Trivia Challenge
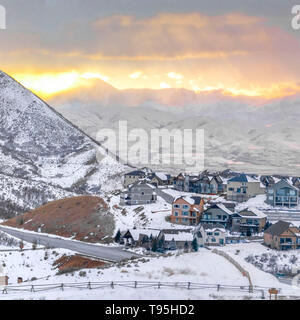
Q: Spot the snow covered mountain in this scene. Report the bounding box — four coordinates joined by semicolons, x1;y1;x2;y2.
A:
50;79;300;176
0;71;125;217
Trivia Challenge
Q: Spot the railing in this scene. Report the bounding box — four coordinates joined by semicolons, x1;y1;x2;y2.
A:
0;280;277;297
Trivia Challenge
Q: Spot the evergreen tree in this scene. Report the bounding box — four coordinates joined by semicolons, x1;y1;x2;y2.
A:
151;237;158;252
192;238;198;252
184;240;189;252
158;237;165;251
114;229;121;243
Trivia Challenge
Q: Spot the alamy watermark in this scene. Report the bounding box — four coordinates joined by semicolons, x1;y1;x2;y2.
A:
292;5;300;30
95;121;204;172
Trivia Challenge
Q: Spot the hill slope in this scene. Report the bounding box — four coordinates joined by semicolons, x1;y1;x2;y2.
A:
0;71;125;216
2;196;115;243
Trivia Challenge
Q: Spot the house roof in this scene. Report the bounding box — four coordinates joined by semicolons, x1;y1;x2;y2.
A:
173;196;202;205
237;207;267;219
164;232;194;242
270;179;299;191
228;173;259;183
264;220;291;236
125;170;146;176
126;229;160;240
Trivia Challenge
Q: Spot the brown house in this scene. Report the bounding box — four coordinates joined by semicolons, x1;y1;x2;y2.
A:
264;220;300;250
170;196;205;226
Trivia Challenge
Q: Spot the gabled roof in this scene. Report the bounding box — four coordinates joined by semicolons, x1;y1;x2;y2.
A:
264;220;291;236
205;203;234;215
173;196;202;205
228;173;258;183
125;170;146;176
237;207;267;219
270;179;299;191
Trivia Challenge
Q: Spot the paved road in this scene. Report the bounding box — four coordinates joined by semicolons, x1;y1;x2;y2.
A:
155;188;174;204
0;226;140;263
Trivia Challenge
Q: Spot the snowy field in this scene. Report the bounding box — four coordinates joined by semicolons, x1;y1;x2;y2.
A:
0;241;299;300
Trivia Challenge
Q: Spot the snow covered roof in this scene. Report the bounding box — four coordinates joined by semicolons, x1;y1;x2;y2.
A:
173;196;202;205
127;229;160;240
164;232;194;242
228;173;259;183
216;203;234;215
155;172;168;181
238;207;267;219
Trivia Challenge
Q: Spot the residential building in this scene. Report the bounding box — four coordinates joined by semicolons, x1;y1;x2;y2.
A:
157;229;193;250
264;220;300;250
201;203;235;228
123;170;147;187
120;182;157;205
194;224;226;247
266;179;299;208
231;207;267;234
121;229;160;247
147;172;172;187
171;196;205;225
227;173;265;202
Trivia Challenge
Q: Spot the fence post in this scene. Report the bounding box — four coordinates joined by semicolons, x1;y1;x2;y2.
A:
134;281;137;288
61;283;64;291
158;282;161;289
217;284;220;291
31;285;34;292
111;281;114;289
187;282;190;290
261;290;265;300
87;282;91;289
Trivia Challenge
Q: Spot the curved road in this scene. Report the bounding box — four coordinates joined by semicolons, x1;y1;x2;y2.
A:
0;226;140;263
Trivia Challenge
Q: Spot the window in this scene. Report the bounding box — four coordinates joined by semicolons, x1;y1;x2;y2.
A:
229;187;234;191
268;189;274;194
174;212;179;216
290;190;296;196
237;188;241;193
174;204;180;208
268;196;273;200
217;215;222;220
214;232;220;236
211;238;216;242
207;232;213;236
182;211;189;216
182;204;189;209
183;218;188;222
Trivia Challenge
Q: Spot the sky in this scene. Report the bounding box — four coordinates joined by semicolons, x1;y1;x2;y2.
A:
1;0;300;99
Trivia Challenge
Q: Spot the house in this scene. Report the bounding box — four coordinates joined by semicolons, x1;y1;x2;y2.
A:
265;179;299;208
231;207;267;235
120;182;157;205
121;229;160;247
227;173;265;202
173;173;185;191
264;220;300;250
171;196;205;225
201;203;235;228
157;229;193;250
123;170;147;187
194;224;226;247
148;172;171;187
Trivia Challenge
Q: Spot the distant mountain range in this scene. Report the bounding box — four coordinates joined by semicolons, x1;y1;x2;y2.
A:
0;71;125;217
49;78;300;176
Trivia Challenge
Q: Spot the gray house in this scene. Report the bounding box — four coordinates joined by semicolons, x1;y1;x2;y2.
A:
227;173;265;202
201;203;235;228
266;179;299;208
120;181;157;206
123;170;147;187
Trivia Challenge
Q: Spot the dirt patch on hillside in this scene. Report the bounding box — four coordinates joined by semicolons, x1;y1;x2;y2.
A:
2;196;115;243
53;254;107;273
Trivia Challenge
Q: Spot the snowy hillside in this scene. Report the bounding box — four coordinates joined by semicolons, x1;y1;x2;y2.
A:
0;71;125;216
